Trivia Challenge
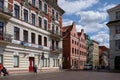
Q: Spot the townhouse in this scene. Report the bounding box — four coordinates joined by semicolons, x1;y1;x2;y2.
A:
62;22;87;69
0;0;64;73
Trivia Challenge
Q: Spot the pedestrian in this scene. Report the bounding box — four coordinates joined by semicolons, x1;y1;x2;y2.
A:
1;66;9;76
34;65;38;73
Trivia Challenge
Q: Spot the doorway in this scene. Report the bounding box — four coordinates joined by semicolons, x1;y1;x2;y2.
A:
29;57;35;72
115;56;120;70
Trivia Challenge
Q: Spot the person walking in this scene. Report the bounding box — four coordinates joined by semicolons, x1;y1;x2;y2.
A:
34;65;38;74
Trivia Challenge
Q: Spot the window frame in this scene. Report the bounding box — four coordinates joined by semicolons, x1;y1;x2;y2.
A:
0;55;3;64
23;30;28;42
14;27;20;40
31;13;35;25
14;4;20;18
31;32;35;44
44;3;47;13
115;25;120;34
0;0;4;9
116;11;120;20
39;17;42;28
32;0;35;6
14;55;19;67
24;9;28;22
38;35;42;45
39;0;42;10
44;19;47;30
44;37;47;46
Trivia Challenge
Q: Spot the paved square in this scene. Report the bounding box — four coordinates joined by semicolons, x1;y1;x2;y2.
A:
0;70;120;80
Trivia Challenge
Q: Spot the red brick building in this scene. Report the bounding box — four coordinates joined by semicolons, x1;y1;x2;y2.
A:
62;22;87;69
99;46;110;69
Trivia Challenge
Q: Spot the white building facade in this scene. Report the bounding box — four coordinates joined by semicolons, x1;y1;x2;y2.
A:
0;0;64;73
107;4;120;70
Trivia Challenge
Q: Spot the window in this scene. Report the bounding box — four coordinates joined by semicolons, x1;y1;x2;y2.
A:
44;3;47;13
72;48;74;53
53;59;55;67
41;58;50;67
44;58;47;67
53;59;59;67
14;27;20;40
0;0;4;9
52;9;55;16
0;22;4;37
14;4;20;18
48;58;50;67
39;0;42;10
56;12;58;20
52;24;54;33
24;9;28;22
44;37;47;46
23;30;28;42
32;0;35;6
41;59;44;67
72;40;74;44
116;26;120;34
44;19;47;30
116;11;120;20
39;17;42;28
31;33;35;44
115;40;120;50
56;26;58;34
38;35;42;45
0;55;3;64
14;56;19;67
31;13;35;25
56;41;59;48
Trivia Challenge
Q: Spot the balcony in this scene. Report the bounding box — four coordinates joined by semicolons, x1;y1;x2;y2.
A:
50;46;62;54
12;40;51;51
0;6;12;20
0;34;12;45
49;30;62;40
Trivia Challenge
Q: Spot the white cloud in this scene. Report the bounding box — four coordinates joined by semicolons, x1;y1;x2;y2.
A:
59;1;113;48
77;11;107;25
99;4;116;12
62;19;73;27
91;31;109;48
58;0;99;14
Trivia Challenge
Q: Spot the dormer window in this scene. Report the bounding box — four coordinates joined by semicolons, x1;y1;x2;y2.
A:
116;11;120;20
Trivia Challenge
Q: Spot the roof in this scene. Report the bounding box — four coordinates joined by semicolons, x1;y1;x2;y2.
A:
106;20;120;27
62;24;73;32
99;46;109;50
107;4;120;12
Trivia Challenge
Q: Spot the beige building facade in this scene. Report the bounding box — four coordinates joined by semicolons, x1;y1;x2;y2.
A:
107;4;120;70
0;0;64;73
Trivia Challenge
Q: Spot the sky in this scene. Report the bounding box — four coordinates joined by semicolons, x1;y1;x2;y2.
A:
58;0;120;48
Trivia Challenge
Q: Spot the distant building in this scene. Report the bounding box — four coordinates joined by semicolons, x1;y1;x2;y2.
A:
107;4;120;70
89;40;99;69
0;0;64;73
99;46;110;69
86;35;92;64
62;22;87;69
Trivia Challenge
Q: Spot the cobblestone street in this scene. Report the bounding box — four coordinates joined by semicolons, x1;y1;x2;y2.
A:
0;70;120;80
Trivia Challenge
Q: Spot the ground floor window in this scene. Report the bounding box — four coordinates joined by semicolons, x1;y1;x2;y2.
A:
14;56;19;67
0;55;3;64
41;58;50;67
53;59;59;67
